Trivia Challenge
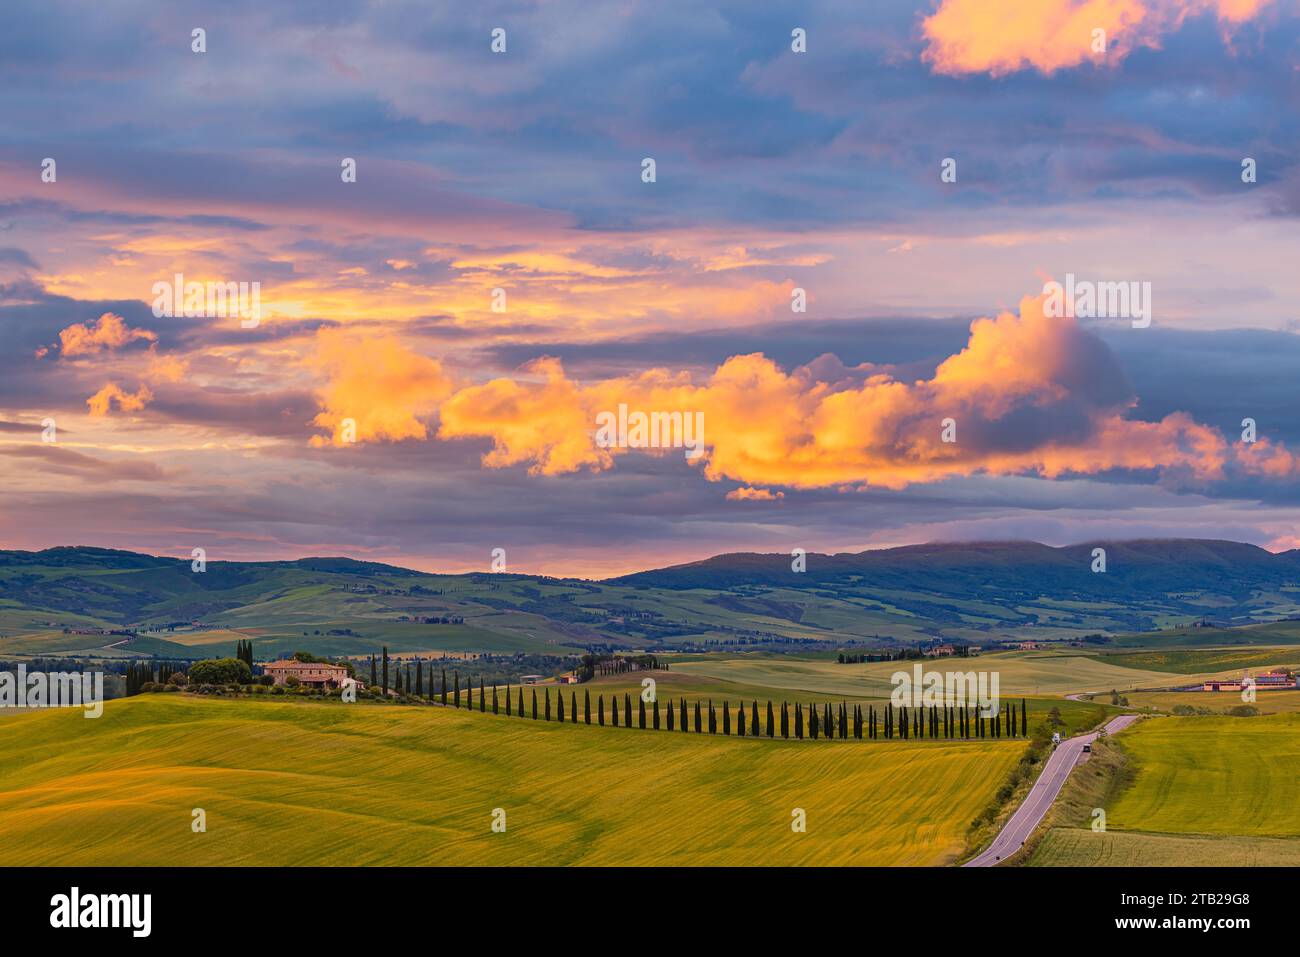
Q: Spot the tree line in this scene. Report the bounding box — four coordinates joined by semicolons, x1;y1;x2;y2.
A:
432;676;1030;742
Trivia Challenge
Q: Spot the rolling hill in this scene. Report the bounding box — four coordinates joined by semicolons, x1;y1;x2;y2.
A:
2;539;1299;658
0;694;1023;866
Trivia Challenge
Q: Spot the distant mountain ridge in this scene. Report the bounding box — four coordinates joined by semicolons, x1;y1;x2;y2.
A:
611;539;1300;599
2;539;1299;657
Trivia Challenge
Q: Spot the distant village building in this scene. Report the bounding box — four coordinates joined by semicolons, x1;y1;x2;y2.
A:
520;675;544;684
1256;671;1294;687
262;659;351;689
556;674;579;684
1203;670;1295;692
1016;641;1043;651
926;643;957;657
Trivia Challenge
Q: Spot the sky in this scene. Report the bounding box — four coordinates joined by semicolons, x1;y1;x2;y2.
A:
2;0;1300;577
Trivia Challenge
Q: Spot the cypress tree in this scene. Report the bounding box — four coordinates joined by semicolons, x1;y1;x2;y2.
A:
653;698;660;730
707;700;716;734
370;655;377;688
795;702;804;739
638;695;645;729
441;668;447;705
598;694;605;725
766;701;775;738
680;697;688;732
584;689;591;724
453;670;460;708
751;700;760;736
479;678;485;712
531;688;538;719
492;684;499;714
737;702;746;736
780;702;789;739
722;700;730;735
557;691;565;722
381;647;389;695
518;685;524;717
415;660;424;697
825;702;834;740
624;693;632;727
545;688;552;721
612;695;619;726
1021;698;1027;737
694;700;702;733
506;684;512;716
667;699;675;731
571;691;578;723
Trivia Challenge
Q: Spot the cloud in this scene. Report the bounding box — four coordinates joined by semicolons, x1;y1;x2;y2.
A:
307;327;455;446
921;0;1273;77
422;291;1299;491
57;311;156;357
726;486;785;501
85;381;153;416
0;444;165;482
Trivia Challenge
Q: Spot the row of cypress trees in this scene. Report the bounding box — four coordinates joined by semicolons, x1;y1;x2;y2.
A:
433;676;1029;741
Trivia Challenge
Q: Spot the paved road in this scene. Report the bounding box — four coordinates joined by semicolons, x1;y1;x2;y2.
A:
964;713;1141;867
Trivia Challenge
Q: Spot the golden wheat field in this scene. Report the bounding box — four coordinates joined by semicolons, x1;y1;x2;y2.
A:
0;693;1024;866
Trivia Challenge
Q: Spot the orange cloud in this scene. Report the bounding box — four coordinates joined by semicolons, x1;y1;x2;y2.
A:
85;382;154;416
420;291;1296;491
308;328;455;446
145;348;189;384
726;486;785;501
57;312;157;357
921;0;1272;77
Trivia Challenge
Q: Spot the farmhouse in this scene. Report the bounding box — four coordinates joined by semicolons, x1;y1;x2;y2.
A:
1202;671;1296;692
1256;671;1294;687
557;674;579;684
262;659;351;689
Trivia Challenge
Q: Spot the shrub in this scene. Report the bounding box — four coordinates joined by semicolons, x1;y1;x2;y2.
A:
1226;704;1259;717
168;672;189;687
285;675;301;688
271;685;285;695
189;658;252;685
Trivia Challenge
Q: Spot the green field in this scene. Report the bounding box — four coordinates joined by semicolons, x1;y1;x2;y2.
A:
1027;713;1300;865
0;694;1024;866
670;650;1186;698
1109;620;1300;649
1106;715;1300;836
1123;690;1300;715
1029;829;1300;866
1096;646;1300;674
